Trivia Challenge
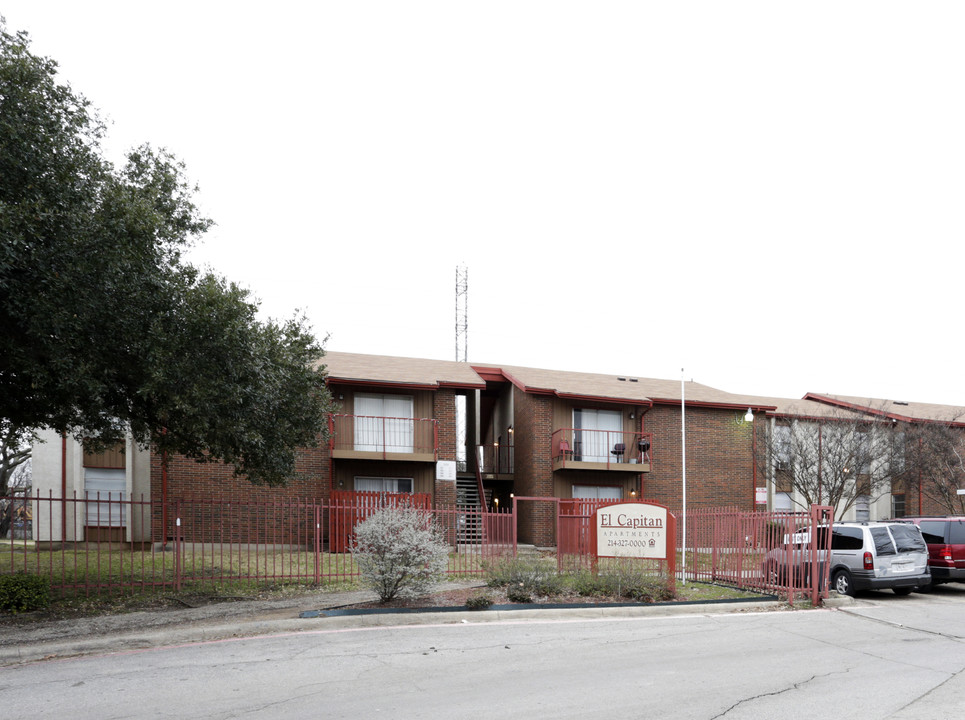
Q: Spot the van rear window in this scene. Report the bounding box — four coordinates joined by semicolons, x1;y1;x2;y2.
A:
918;521;946;545
870;527;896;556
889;524;926;552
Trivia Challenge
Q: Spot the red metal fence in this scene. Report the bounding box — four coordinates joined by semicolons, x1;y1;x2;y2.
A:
1;493;516;597
2;492;830;604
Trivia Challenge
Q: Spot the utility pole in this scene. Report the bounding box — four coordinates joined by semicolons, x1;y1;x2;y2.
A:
455;264;468;362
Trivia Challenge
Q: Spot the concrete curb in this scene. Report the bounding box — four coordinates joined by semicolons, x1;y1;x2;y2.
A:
1;598;794;666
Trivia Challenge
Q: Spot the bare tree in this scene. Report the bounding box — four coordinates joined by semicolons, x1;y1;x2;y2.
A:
899;420;965;515
756;406;904;520
0;419;33;497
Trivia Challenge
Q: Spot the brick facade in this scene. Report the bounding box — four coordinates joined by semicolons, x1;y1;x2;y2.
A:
641;404;756;515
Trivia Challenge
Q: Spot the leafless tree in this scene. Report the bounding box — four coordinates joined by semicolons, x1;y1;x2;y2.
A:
898;419;965;515
756;405;904;520
0;419;33;497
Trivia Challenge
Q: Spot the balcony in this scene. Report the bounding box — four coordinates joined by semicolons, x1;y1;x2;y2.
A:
328;414;438;462
475;444;515;478
551;428;652;472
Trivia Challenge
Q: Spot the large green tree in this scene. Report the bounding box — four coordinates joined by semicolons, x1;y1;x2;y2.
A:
0;21;332;485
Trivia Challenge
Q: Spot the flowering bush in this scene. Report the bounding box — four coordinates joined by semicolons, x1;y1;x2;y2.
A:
351;505;450;602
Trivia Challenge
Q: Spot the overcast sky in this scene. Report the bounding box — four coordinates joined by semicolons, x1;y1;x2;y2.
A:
5;2;965;405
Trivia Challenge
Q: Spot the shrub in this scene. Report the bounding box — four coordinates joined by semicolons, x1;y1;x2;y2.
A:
483;556;563;596
0;572;51;614
351;505;450;602
571;568;610;597
465;592;494;610
506;584;533;603
597;561;675;602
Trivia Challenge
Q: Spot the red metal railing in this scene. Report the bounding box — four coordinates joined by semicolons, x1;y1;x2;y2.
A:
681;506;833;606
3;492;830;605
1;492;515;597
551;428;652;468
328;414;438;457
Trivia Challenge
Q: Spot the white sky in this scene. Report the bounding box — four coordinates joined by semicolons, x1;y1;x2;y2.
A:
5;2;965;405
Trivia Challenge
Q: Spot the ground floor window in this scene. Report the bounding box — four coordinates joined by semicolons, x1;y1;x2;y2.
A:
773;491;793;512
84;467;126;526
572;484;622;500
354;477;413;493
891;493;906;518
855;495;870;522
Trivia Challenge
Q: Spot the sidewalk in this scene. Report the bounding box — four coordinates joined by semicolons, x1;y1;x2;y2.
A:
0;582;813;667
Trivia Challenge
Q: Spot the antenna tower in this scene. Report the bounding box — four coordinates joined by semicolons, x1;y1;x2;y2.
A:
455;264;468;362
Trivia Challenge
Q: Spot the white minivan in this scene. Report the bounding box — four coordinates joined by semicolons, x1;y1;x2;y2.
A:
828;522;930;596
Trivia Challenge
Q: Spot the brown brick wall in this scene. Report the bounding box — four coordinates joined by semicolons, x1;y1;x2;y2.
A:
150;443;329;542
513;387;557;546
642;404;756;515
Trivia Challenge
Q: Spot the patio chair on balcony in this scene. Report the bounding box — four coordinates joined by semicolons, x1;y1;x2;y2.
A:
611;443;626;461
559;439;573;461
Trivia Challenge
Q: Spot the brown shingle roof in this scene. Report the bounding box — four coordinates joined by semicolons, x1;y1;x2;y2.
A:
472;362;774;409
806;393;965;424
321;352;485;389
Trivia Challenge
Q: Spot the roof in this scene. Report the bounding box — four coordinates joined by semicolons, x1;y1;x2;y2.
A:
804;393;965;425
317;352;965;422
320;352;486;390
472;362;774;410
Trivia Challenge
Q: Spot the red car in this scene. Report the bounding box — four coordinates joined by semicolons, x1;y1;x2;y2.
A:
892;517;965;589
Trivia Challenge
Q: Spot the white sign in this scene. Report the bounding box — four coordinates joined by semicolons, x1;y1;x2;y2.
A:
436;460;457;481
755;487;767;504
595;503;668;559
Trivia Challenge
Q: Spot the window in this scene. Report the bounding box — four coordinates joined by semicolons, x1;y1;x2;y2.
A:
354;394;414;452
891;493;906;518
855;495;870;522
918;521;946;545
890;524;926;552
774;424;791;471
84;467;126;527
573;408;622;462
572;485;622;500
831;527;864;550
870;527;896;556
773;492;793;512
354;477;413;493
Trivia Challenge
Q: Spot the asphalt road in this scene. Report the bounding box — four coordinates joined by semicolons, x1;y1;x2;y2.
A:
1;585;963;719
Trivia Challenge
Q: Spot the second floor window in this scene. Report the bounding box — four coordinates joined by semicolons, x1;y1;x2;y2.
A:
354;394;414;452
574;408;622;462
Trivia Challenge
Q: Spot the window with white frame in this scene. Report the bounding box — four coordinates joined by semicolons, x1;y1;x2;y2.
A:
354;394;414;452
572;485;622;500
84;467;126;527
354;477;413;493
573;408;622;462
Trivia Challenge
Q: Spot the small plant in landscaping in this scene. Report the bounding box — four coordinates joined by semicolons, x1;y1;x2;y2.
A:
351;505;449;602
506;584;533;603
483;556;564;597
0;572;51;614
465;592;494;610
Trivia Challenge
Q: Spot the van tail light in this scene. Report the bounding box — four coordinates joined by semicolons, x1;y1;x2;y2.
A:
940;545;953;562
863;551;874;570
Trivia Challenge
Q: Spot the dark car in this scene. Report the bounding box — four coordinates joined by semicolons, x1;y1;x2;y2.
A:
892;516;965;589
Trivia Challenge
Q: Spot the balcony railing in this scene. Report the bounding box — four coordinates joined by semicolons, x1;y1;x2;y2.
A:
328;414;438;459
551;428;652;470
475;444;515;476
